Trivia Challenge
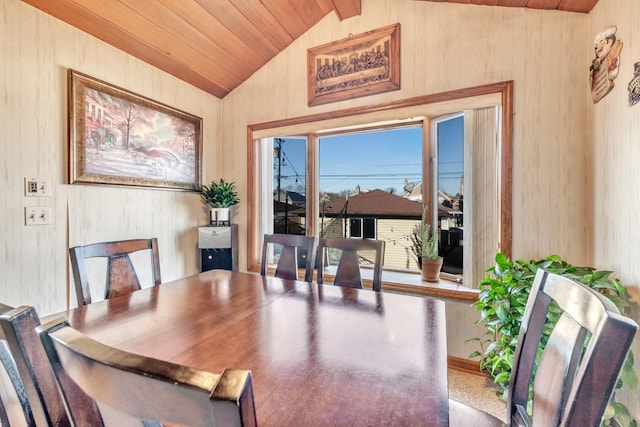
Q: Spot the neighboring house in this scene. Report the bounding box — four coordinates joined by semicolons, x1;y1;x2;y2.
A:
272;182;464;271
274;190;305;206
321;188;423;269
402;179;422;202
320;185;464;272
273;196;305;235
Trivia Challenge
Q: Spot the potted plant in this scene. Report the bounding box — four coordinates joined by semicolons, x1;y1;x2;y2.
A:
410;220;443;282
420;223;442;282
470;252;637;427
200;178;239;225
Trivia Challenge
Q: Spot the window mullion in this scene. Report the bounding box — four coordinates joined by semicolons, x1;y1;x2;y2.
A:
308;134;319;238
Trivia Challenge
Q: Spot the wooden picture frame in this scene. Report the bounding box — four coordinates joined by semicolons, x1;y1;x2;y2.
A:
307;23;400;106
68;69;202;191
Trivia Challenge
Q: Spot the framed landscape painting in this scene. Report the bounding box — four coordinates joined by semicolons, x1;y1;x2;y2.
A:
307;23;400;106
68;70;202;191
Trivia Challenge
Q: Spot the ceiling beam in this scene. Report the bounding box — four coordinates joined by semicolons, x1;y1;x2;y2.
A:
330;0;362;21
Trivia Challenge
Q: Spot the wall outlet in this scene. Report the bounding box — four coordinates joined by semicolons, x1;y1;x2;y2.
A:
25;207;52;225
24;177;52;197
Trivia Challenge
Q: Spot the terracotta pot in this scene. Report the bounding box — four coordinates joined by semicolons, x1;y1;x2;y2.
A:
421;257;443;282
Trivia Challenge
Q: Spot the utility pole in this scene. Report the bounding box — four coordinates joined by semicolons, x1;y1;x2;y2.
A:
343;195;349;238
275;138;283;203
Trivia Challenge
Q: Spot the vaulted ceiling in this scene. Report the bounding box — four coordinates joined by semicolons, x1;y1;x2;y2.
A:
21;0;599;99
415;0;599;14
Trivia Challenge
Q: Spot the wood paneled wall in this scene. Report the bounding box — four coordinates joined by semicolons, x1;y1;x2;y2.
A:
590;0;640;416
1;0;221;315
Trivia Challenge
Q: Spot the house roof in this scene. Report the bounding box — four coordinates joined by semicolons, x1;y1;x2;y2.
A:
287;191;306;204
273;200;304;215
322;189;423;218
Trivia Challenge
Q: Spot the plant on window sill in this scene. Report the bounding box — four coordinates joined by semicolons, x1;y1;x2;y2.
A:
410;215;443;282
469;252;638;427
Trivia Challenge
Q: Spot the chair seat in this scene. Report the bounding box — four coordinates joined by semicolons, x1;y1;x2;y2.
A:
448;399;506;427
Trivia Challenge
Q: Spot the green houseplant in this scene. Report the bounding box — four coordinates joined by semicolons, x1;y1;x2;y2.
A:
470;252;637;427
200;178;239;224
410;220;442;282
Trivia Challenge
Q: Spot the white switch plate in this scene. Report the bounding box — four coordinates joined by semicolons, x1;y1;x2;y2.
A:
24;207;52;225
24;177;52;197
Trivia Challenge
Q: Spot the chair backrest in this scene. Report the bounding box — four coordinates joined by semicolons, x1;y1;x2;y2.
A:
317;238;385;292
0;305;35;427
0;304;101;427
69;238;161;306
38;318;257;427
261;234;317;282
507;269;638;427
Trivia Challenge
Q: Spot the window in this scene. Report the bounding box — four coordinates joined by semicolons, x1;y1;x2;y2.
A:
272;137;307;235
248;82;513;294
432;115;464;276
273;126;423;272
349;218;377;239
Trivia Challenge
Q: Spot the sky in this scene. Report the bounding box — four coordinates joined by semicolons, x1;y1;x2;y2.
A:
274;116;463;197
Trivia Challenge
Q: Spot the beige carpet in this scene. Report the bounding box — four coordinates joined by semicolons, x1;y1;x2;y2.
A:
448;369;507;422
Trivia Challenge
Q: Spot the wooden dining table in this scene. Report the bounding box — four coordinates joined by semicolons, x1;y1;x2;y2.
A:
64;269;449;426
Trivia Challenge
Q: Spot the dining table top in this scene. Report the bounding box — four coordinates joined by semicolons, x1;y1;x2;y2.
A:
64;269;449;426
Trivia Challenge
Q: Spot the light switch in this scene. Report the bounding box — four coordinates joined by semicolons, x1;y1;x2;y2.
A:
24;207;52;225
24;177;52;197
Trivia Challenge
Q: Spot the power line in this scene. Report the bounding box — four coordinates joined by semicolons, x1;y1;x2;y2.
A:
280;146;302;182
320;173;422;178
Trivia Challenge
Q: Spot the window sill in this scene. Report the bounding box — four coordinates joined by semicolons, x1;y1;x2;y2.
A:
332;266;480;302
379;271;479;302
253;264;479;302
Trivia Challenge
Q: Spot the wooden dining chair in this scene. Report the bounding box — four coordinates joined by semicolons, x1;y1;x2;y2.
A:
449;269;638;427
317;237;385;292
69;238;161;306
261;234;317;282
38;318;257;426
0;304;100;427
0;319;35;426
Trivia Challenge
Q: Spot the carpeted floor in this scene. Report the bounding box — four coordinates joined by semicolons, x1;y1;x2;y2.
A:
448;369;507;422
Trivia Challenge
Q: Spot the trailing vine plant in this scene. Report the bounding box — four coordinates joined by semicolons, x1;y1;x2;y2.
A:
469;252;638;427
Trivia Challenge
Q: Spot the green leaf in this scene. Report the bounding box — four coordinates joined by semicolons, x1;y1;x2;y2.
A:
495;301;511;322
620;353;638;391
495;252;508;264
603;402;616;424
609;401;633;427
494;371;510;384
591;280;618;291
591;270;613;281
614;281;627;297
546;254;563;263
485;341;499;354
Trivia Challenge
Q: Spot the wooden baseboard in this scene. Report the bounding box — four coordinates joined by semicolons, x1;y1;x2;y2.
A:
448;356;482;375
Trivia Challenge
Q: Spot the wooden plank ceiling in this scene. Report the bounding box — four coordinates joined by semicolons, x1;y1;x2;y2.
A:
21;0;598;99
415;0;599;14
